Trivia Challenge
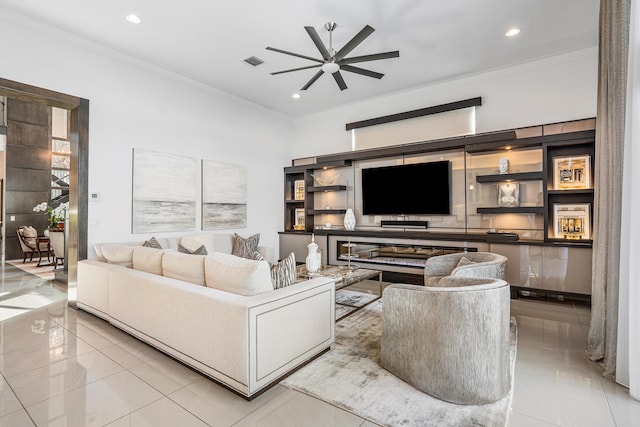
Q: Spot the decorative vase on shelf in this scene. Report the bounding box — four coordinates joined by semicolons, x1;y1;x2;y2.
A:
305;234;321;273
344;208;356;231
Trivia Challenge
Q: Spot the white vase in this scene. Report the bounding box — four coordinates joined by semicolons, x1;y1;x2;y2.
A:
344;208;356;231
305;234;321;273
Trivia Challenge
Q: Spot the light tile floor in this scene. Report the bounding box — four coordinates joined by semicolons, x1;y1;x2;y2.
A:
1;266;639;426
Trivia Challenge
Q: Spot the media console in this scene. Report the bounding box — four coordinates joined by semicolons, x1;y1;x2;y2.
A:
279;229;592;299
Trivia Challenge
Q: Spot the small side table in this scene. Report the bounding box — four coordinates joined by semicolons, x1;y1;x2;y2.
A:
36;236;51;267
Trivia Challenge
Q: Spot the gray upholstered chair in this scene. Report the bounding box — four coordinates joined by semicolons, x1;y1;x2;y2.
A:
423;251;507;286
381;276;511;404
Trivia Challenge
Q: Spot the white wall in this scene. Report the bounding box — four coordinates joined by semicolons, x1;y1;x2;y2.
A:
0;9;293;254
291;47;598;159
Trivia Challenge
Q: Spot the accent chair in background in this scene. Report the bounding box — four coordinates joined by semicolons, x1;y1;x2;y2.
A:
16;226;49;263
423;251;507;286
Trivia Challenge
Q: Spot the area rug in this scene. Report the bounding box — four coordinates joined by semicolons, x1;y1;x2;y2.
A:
6;260;56;281
335;289;379;321
282;300;517;427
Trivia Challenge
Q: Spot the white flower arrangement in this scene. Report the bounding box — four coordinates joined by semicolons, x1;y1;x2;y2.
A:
33;201;69;229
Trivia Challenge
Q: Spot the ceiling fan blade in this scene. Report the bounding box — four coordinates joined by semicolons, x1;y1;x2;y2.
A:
334;25;375;61
304;26;332;61
271;64;322;75
301;70;325;90
332;71;348;91
266;46;324;64
340;65;384;79
340;51;400;65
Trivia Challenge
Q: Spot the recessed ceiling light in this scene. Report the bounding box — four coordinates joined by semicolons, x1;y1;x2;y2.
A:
126;14;142;24
292;93;301;99
505;27;520;37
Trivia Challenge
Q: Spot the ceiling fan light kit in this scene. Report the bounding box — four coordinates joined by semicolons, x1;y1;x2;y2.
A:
267;22;399;91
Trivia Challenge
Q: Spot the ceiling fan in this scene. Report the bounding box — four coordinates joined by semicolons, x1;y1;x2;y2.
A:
266;22;400;91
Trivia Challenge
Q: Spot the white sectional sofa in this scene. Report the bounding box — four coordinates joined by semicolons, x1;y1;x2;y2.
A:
77;233;335;398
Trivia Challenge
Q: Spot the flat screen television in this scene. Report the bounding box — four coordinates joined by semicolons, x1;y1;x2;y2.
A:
361;161;451;215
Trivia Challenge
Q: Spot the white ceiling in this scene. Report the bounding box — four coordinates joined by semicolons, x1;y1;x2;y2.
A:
0;0;599;118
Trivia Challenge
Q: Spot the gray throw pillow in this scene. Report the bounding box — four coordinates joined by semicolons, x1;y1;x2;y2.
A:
232;233;260;259
178;244;208;255
455;256;476;269
270;252;296;289
143;236;163;249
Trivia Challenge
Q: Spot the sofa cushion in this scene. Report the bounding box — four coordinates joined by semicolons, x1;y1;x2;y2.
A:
143;236;163;249
232;233;260;259
204;252;273;296
180;233;217;253
178;244;208;255
101;244;136;268
132;246;165;275
162;251;206;285
270;252;297;290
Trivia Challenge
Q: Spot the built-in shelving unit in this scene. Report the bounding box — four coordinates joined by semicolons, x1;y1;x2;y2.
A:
282;118;596;300
283;161;352;232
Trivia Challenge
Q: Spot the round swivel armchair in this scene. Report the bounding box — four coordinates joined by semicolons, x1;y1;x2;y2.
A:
381;276;511;404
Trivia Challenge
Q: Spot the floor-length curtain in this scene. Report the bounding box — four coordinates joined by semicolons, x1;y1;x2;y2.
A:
586;0;630;379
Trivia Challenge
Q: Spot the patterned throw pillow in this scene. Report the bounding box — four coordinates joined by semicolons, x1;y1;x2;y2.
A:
143;236;163;249
270;252;296;290
22;226;38;245
178;244;208;255
232;233;260;259
251;251;266;262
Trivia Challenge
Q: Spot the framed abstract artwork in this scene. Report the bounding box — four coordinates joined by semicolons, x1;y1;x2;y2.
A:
132;149;197;233
202;160;247;230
